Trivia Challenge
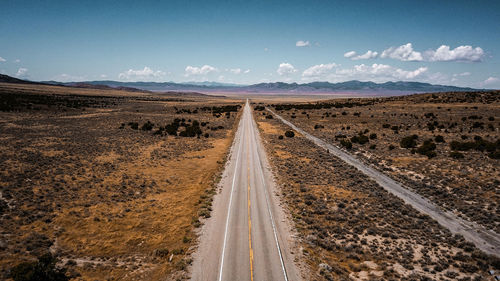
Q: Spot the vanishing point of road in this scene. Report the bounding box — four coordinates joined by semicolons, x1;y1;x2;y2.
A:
191;100;301;281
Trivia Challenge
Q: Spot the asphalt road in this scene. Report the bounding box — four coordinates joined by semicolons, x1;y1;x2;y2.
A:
191;101;300;281
268;107;500;258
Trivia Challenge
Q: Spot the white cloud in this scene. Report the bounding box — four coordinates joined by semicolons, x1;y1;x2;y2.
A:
344;51;357;58
348;64;427;80
218;75;225;81
345;44;485;63
227;68;249;74
480;77;499;87
426;45;484;62
305;63;428;83
15;59;20;63
264;48;269;52
381;43;423;61
453;72;471;77
0;57;6;62
100;74;108;79
302;63;337;78
53;73;87;82
277;63;297;76
348;50;378;60
229;68;241;74
296;40;310;47
15;68;28;78
184;65;217;77
450;72;469;83
425;72;450;85
118;66;166;81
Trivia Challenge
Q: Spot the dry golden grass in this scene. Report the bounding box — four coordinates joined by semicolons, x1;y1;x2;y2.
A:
257;120;280;135
0;83;242;280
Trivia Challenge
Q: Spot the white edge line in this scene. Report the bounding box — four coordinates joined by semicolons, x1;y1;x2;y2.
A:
248;103;289;281
217;103;245;281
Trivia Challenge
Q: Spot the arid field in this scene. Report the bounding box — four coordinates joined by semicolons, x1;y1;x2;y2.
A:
253;91;500;280
0;83;242;280
1;83;499;281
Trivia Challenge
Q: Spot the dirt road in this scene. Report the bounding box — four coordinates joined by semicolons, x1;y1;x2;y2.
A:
191;101;301;281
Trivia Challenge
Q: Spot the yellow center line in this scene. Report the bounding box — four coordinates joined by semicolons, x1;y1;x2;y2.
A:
247;139;254;281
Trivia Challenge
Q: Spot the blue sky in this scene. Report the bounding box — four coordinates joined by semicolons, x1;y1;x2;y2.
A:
1;0;499;88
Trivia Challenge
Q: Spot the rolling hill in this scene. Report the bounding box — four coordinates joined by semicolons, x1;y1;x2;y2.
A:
1;73;482;95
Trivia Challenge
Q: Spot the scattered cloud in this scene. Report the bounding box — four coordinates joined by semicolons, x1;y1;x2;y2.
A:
302;63;337;78
15;68;28;78
229;68;241;74
100;74;108;79
184;65;217;77
227;68;250;74
53;73;87;82
15;59;20;63
355;50;378;60
374;43;485;62
0;57;6;62
344;51;357;58
345;50;378;60
118;66;166;81
264;48;269;52
480;77;499;87
424;72;450;85
338;63;427;80
218;75;225;81
296;40;310;47
451;72;470;83
277;63;297;76
302;62;428;82
381;43;423;61
426;45;484;62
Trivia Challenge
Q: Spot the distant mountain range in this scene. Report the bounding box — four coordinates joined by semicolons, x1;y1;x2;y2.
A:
41;80;247;92
1;73;482;95
46;80;478;95
0;74;43;85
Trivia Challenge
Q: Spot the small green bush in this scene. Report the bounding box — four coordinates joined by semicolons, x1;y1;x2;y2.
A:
449;151;464;159
450;139;499;152
400;135;418;148
489;150;500;159
472;122;484;129
128;122;139;130
10;253;68;281
340;140;352;149
179;121;203;137
434;135;445;143
285;131;295;138
141;121;154;131
351;134;369;145
417;139;437;158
